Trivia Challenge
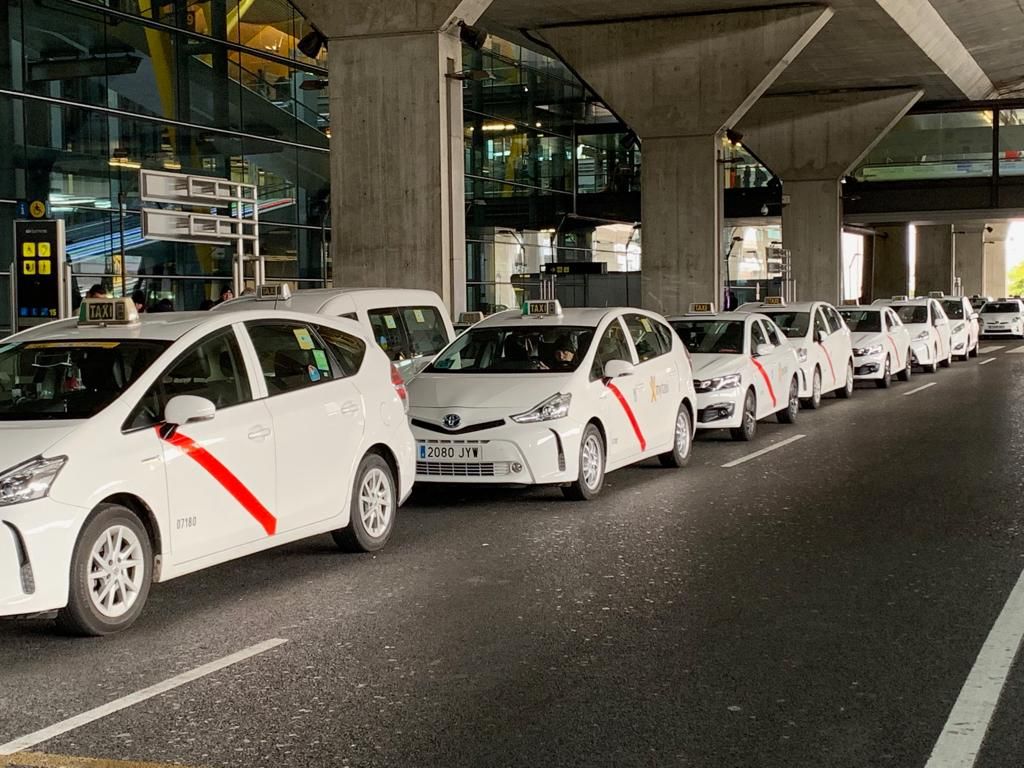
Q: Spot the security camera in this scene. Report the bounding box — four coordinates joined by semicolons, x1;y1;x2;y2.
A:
986;226;994;233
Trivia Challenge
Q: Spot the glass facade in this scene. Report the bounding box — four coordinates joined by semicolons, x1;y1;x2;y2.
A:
0;0;329;311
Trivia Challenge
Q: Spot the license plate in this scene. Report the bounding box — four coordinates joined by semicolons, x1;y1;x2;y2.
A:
418;443;480;460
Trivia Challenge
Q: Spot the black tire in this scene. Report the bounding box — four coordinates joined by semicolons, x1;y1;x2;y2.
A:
333;453;397;553
897;350;913;382
563;423;605;501
777;377;800;424
835;360;855;399
730;389;757;442
801;367;823;410
659;403;693;468
940;349;952;368
926;346;939;374
876;355;892;389
56;504;153;636
969;343;979;359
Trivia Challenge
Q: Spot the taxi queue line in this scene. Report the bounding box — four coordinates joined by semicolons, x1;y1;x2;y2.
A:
0;289;997;636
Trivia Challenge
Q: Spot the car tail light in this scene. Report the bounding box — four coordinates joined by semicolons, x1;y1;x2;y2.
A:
390;364;409;412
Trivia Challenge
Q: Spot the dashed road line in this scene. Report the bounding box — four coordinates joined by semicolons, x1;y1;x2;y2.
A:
979;358;997;366
903;382;937;397
2;752;208;768
0;639;288;756
979;346;1005;354
924;565;1024;768
721;434;806;469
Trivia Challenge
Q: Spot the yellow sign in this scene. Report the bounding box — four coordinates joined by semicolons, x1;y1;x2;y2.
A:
22;242;36;258
764;296;785;306
38;242;51;258
38;260;51;275
28;200;46;219
23;260;36;275
690;303;714;313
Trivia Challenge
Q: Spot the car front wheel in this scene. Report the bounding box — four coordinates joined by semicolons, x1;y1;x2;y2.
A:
835;360;854;398
659;404;693;468
898;351;913;382
730;389;758;442
876;356;892;389
802;367;822;410
777;377;800;423
564;423;606;501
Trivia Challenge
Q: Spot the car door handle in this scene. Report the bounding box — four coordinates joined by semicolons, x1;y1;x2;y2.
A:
339;402;360;415
248;426;272;441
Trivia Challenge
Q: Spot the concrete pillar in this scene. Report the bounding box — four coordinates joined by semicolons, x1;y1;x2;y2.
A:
915;224;954;296
953;224;986;296
538;7;833;315
984;223;1010;298
740;90;922;302
872;225;910;299
290;0;493;314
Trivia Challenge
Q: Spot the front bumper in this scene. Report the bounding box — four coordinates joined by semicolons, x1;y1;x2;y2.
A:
411;419;584;485
981;325;1021;336
796;361;814;398
910;339;935;366
853;353;885;380
1;497;90;617
695;388;743;430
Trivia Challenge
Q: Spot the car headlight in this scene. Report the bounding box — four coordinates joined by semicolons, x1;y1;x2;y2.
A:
0;456;67;506
914;331;930;341
952;323;965;334
853;344;883;357
511;393;572;424
694;373;742;393
796;348;808;363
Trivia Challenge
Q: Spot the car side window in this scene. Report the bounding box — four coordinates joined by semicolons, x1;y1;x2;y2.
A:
624;314;669;362
825;307;844;332
590;319;633;380
125;328;251;431
655;321;676;353
814;309;829;337
751;321;768;349
400;306;450;357
368;308;411;362
246;322;336;395
764;321;784;347
887;310;902;328
313;324;367;377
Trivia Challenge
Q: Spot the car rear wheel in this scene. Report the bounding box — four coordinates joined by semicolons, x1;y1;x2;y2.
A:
898;350;913;382
333;454;396;553
940;349;952;368
926;346;939;374
564;423;605;501
659;404;693;468
802;367;822;410
57;504;153;636
876;356;892;389
730;389;757;442
835;360;854;398
777;377;800;424
969;343;979;359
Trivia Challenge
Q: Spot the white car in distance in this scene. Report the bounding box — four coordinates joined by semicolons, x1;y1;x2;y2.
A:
838;305;913;387
408;301;698;500
891;298;952;372
937;295;980;360
979;298;1024;339
0;298;415;635
669;305;801;441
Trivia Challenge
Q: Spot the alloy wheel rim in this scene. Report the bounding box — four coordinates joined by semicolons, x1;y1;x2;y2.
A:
847;363;854;391
359;468;393;538
745;393;756;433
87;525;144;619
581;434;602;490
789;381;799;414
675;411;690;458
813;371;821;400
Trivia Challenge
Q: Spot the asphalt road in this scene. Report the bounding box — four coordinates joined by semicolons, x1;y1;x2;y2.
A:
3;341;1024;768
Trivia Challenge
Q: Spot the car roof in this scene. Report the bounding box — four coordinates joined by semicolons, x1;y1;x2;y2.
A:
475;307;618;328
739;301;820;312
667;311;760;323
219;287;444;314
891;299;931;306
839;305;883;312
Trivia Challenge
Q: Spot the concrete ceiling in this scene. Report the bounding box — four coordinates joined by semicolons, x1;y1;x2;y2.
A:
481;0;1017;103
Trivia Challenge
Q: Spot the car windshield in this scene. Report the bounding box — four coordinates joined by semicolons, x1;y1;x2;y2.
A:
982;302;1021;314
839;310;881;332
428;326;595;373
671;320;745;354
0;340;169;421
941;301;966;319
896;305;929;324
759;311;809;339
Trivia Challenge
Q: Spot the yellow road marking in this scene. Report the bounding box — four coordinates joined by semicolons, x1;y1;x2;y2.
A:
2;752;207;768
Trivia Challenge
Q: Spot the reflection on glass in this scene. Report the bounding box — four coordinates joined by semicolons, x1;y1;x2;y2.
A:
999;109;1024;177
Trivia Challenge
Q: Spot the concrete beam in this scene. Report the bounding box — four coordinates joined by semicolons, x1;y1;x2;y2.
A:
915;223;954;295
537;6;834;138
875;0;995;100
291;0;489;37
872;225;910;299
740;89;923;182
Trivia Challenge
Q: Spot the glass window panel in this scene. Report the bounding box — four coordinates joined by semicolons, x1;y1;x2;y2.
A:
999;109;1024;177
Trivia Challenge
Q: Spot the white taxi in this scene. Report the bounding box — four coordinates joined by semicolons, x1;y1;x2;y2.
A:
0;298;414;635
737;299;854;409
891;297;952;372
669;305;801;441
837;305;913;387
937;295;980;360
407;301;697;501
979;298;1024;339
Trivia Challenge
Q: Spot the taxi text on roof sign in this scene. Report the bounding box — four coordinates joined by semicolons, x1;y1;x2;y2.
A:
892;295;909;301
78;297;140;326
764;296;785;306
256;284;291;301
688;302;715;314
523;299;562;317
928;291;945;298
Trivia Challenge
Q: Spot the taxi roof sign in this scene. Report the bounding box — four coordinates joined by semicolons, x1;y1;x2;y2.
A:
763;296;785;306
928;291;945;298
457;311;485;324
523;299;562;317
891;295;909;301
688;302;716;314
256;284;291;301
841;299;860;306
78;298;139;327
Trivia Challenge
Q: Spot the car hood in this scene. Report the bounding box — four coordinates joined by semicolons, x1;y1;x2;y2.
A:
691;354;745;380
409;373;573;412
850;331;884;348
0;422;80;472
902;323;930;336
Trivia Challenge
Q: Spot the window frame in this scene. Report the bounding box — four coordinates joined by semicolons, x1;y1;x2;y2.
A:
623;313;670;363
589;316;637;381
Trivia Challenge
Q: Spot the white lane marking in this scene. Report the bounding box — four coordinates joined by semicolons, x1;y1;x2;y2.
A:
924;567;1024;768
979;346;1004;354
903;382;937;397
0;638;288;755
721;434;806;469
979;358;997;366
1005;346;1024;354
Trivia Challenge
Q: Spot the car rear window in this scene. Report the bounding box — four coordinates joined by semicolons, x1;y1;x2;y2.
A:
982;302;1021;313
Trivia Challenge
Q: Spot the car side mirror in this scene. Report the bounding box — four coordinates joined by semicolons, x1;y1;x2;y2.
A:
816;329;828;343
603;360;636;379
165;395;217;428
754;343;774;358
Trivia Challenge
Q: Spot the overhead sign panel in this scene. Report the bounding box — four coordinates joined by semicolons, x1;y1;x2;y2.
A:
140;169;256;207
